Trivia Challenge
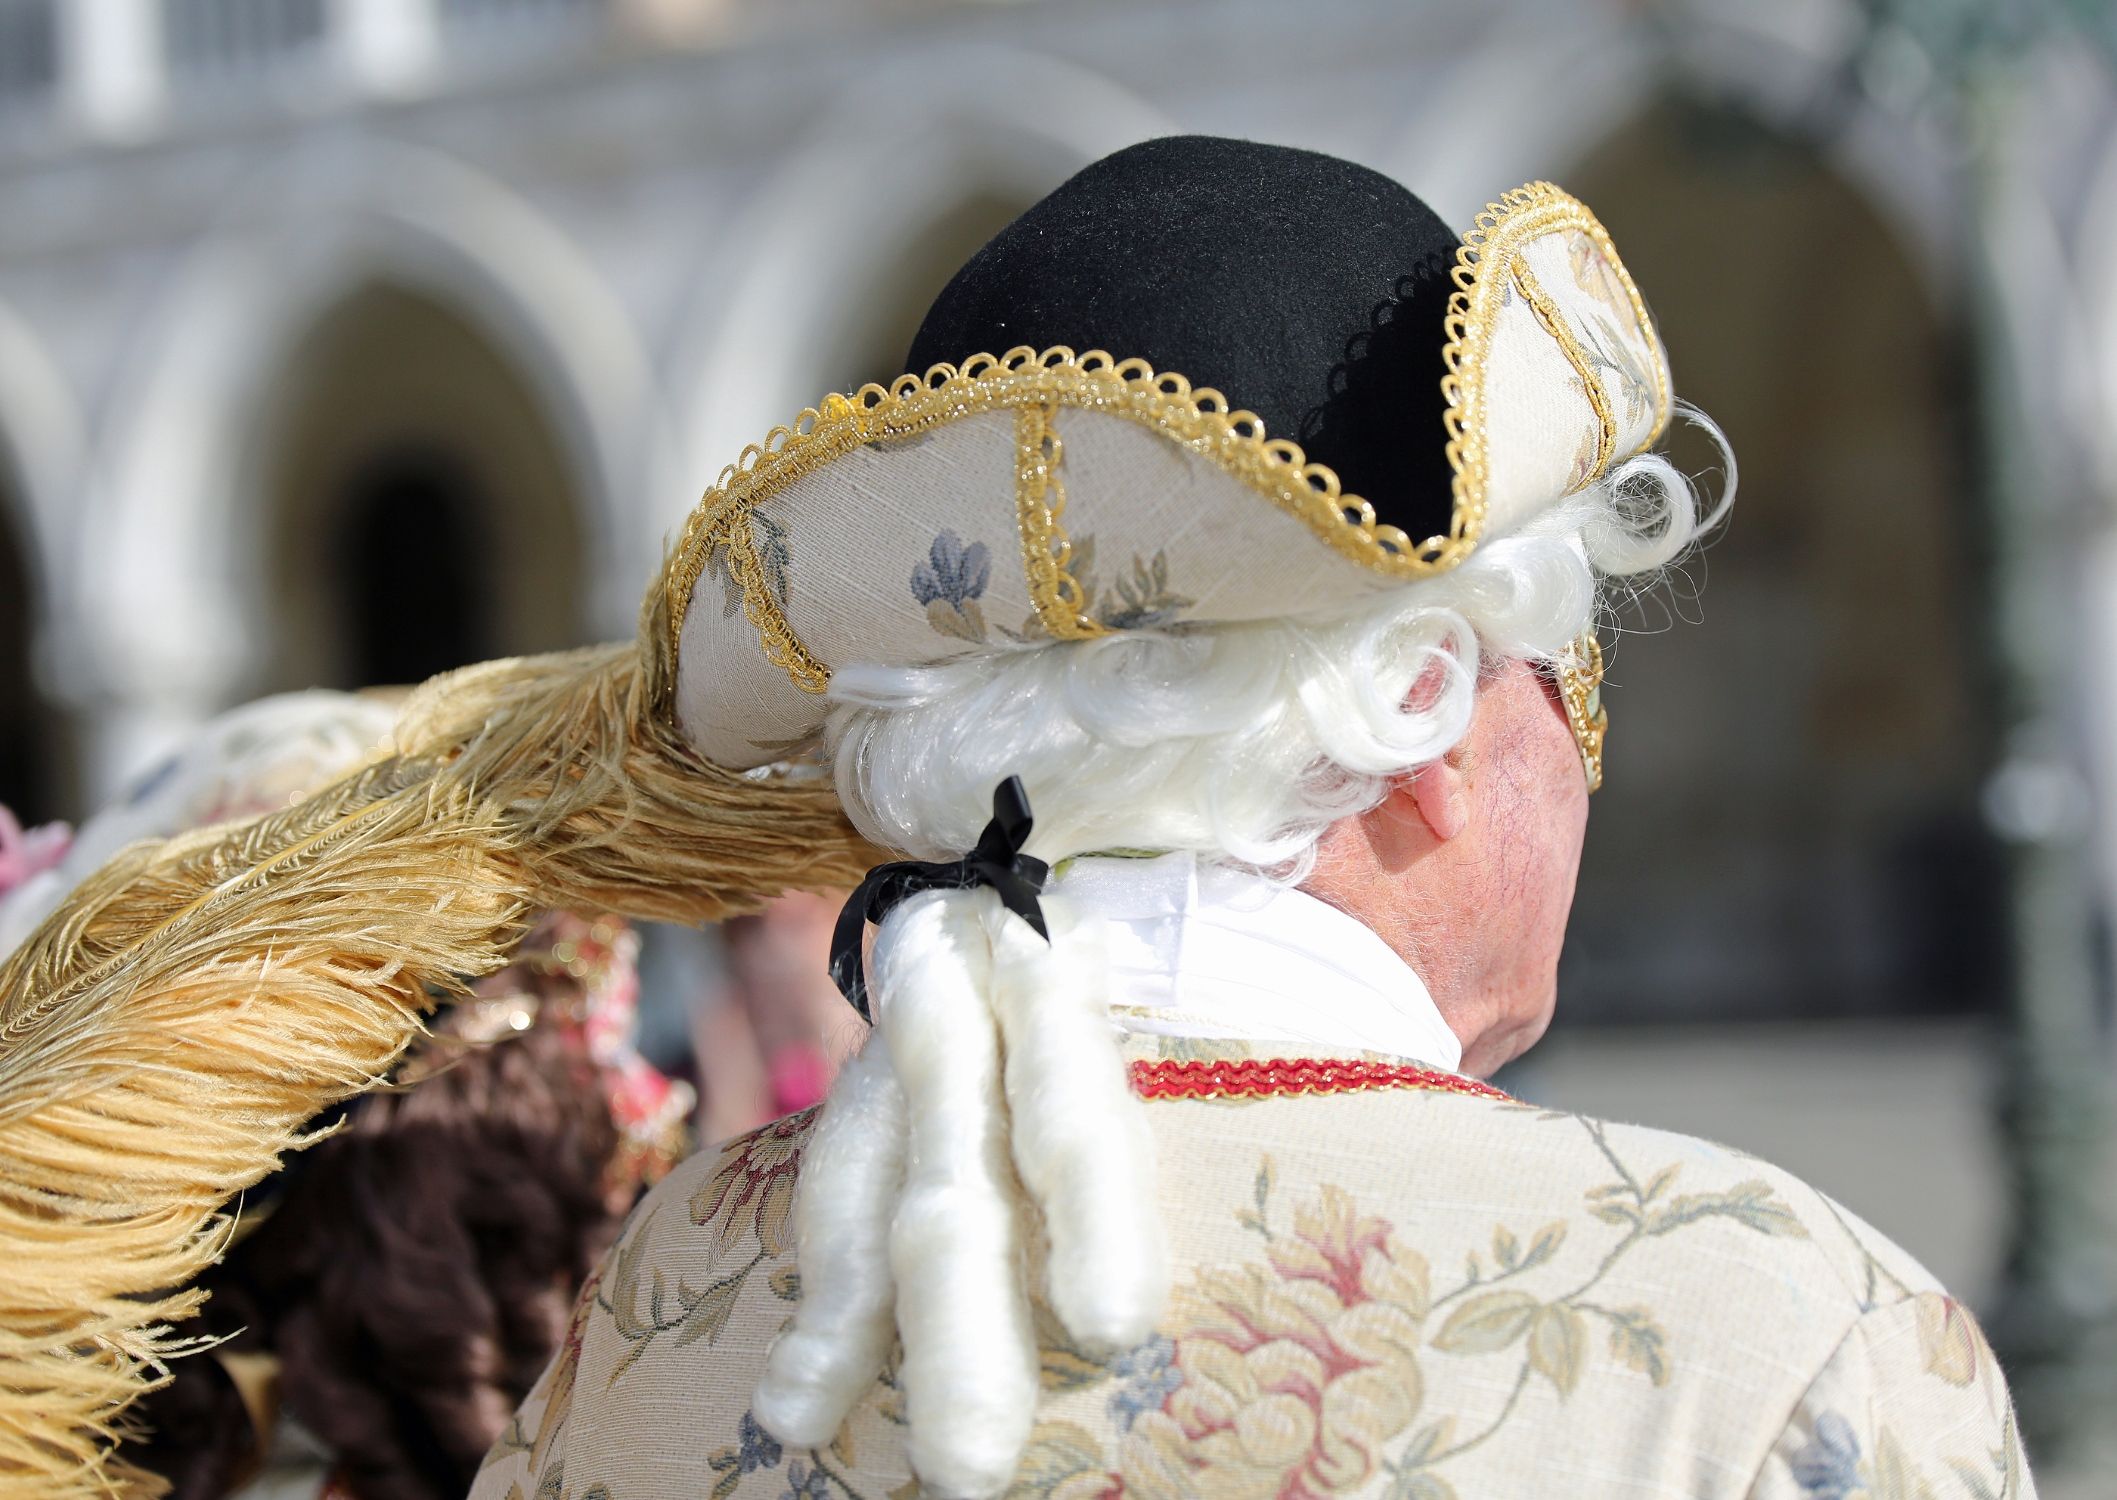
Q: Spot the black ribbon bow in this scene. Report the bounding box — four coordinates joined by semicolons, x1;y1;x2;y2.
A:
828;776;1051;1020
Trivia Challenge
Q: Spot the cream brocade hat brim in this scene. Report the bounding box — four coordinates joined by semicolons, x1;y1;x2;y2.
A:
660;181;1672;769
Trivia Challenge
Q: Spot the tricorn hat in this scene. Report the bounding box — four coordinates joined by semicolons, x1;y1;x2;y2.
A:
661;135;1665;775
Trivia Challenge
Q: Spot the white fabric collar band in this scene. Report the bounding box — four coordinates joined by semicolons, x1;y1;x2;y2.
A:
1048;852;1464;1072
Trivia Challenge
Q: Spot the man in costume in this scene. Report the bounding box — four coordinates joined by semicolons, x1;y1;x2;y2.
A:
463;138;2029;1497
0;138;2028;1499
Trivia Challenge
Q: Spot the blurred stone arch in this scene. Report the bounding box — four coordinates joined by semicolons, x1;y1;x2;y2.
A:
1548;93;2002;1023
250;277;592;696
670;44;1176;525
0;298;83;822
74;139;664;788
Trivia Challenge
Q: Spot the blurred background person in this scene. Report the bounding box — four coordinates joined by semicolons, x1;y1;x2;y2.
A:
0;693;692;1500
0;800;71;920
0;689;398;952
130;905;686;1500
690;890;870;1144
0;0;2114;1489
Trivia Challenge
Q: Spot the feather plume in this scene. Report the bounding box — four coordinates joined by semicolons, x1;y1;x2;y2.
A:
0;601;880;1498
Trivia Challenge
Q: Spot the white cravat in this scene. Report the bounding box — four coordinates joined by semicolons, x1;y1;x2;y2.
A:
1048;852;1463;1070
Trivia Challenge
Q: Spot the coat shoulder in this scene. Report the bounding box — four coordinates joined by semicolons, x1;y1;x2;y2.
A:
1093;1086;1974;1496
474;1082;1987;1500
1144;1080;1942;1318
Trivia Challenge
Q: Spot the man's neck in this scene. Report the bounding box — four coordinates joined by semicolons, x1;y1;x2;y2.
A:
1051;852;1465;1071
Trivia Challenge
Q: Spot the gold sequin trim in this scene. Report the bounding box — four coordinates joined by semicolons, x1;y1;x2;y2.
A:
1510;257;1615;486
1556;628;1607;793
1441;182;1672;547
1015;402;1106;640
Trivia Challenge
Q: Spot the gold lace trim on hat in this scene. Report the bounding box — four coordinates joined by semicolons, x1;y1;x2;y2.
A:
1510;257;1615;484
660;345;1448;673
1015;401;1105;639
660;181;1670;690
697;507;828;693
1441;181;1672;535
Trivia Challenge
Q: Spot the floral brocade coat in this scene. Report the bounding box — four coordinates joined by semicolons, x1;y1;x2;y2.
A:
473;1039;2031;1500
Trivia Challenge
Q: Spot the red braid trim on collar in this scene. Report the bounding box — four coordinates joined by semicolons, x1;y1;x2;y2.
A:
1128;1057;1509;1103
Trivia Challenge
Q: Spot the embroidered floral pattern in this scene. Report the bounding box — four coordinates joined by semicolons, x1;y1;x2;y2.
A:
704;1411;788;1500
1792;1413;1864;1500
707;511;795;622
470;1040;2031;1500
1914;1292;1986;1388
909;527;1196;647
703;1406;878;1500
690;1109;810;1259
756;512;794;608
1053;537;1193;634
1563;229;1656;436
586;1112;817;1387
740;1411;784;1472
1793;1203;2026;1499
912;530;993;642
1107;1337;1182;1433
1567;231;1632;323
1788;1412;1999;1500
1091;545;1193;630
1005;1120;1817;1498
1124;1182;1431;1498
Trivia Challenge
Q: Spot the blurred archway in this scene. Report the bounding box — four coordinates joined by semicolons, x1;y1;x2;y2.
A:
826;187;1035;393
1556;95;2002;1024
256;282;589;693
0;468;62;822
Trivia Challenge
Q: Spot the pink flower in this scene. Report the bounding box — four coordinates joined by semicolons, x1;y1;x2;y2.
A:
1122;1186;1432;1499
0;804;72;898
768;1042;833;1115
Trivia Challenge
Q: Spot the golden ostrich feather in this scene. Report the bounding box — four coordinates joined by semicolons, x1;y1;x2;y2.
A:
0;595;880;1499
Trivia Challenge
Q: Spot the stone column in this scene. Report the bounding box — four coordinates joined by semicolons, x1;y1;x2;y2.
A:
329;0;440;96
56;0;162;140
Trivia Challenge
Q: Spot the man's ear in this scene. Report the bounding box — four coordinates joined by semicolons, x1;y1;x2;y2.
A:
1408;759;1471;843
1345;760;1469;873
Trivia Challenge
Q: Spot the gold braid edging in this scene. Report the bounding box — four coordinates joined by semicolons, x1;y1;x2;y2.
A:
1557;629;1608;794
1510;257;1616;486
1440;181;1672;549
1015;401;1105;640
721;512;829;694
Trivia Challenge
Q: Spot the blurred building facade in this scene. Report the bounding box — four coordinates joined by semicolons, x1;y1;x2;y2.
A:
2;0;2116;1483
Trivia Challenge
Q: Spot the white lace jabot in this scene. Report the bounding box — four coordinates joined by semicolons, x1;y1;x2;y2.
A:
1048;852;1463;1071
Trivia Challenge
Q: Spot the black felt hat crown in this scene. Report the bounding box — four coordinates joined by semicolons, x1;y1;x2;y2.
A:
907;136;1461;542
657;135;1671;769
